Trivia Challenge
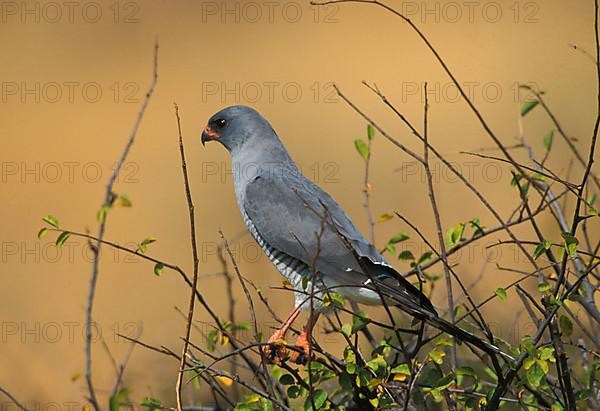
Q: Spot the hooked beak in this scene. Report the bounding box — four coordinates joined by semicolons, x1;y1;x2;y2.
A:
201;124;220;146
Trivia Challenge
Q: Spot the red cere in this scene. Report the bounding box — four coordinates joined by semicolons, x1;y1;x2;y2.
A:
204;124;220;139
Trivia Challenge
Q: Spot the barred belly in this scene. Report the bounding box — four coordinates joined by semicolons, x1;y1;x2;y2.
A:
242;211;327;310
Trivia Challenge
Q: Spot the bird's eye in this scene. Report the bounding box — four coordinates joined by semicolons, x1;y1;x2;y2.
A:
214;118;227;129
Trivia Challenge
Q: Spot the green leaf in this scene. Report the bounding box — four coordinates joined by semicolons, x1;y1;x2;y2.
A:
389;232;410;244
42;215;59;228
279;374;295;385
456;366;478;386
398;250;415;261
417;251;433;265
140;397;162;411
513;178;530;199
510;173;523;187
38;227;48;239
304;389;327;410
378;213;393;222
428;347;446;365
366;355;387;373
351;311;370;334
354;139;369;160
154;263;164;276
538;282;552;293
302;275;309;290
533;240;552;260
323;292;345;308
207;329;218;351
110;387;130;411
118;194;132;207
341;323;352;337
559;315;573;337
539;346;555;362
484;366;499;382
495;288;508;301
521;100;539;117
55;231;71;247
543;129;554;150
367;124;375;141
235;394;261;410
232;322;252;331
391;363;411;375
469;217;485;237
433;373;455;389
287;385;301;399
526;360;545;388
97;206;109;223
524;357;536;370
139;237;157;253
588;193;598;216
435;337;453;347
561;232;579;257
445;223;465;247
385;243;397;254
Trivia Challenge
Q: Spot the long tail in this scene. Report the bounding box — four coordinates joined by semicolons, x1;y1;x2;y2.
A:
353;256;514;361
416;309;514;361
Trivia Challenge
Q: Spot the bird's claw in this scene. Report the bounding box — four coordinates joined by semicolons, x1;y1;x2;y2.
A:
260;341;312;365
289;332;312;365
288;345;310;365
260;340;288;364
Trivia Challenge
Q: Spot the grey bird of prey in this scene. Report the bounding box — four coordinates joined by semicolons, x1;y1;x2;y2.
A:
201;105;509;364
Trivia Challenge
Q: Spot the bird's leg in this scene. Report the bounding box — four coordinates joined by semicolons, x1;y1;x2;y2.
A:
261;307;301;363
289;312;320;365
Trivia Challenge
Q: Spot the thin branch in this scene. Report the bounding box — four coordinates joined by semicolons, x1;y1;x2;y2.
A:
0;386;27;411
555;0;600;297
218;229;278;402
486;261;600;409
420;83;456;369
173;104;201;411
85;41;158;411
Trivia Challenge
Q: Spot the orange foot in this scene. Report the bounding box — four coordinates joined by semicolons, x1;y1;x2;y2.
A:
260;308;301;364
261;331;289;364
289;327;312;365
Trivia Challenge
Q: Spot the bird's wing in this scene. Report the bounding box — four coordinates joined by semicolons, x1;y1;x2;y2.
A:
243;175;436;315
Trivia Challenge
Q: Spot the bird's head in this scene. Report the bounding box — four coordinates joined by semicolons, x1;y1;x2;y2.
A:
201;105;273;152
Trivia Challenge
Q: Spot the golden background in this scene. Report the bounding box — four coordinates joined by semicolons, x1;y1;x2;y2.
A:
0;0;597;405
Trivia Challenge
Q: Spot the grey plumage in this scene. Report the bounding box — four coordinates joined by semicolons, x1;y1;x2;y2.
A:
201;105;512;361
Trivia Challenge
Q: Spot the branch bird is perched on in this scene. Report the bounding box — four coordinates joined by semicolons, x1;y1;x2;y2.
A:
201;105;510;364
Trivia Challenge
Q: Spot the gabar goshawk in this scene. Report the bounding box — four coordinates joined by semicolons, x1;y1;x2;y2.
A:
201;105;510;364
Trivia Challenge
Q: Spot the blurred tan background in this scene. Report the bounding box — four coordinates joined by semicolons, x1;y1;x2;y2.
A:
0;0;598;406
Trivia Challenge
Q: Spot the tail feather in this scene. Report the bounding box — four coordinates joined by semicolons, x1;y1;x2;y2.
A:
421;312;514;361
355;257;514;361
369;276;514;361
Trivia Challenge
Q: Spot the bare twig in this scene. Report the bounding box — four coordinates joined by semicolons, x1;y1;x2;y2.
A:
110;322;143;398
173;104;201;411
487;261;600;409
85;41;158;411
421;83;457;370
0;386;27;411
218;230;279;402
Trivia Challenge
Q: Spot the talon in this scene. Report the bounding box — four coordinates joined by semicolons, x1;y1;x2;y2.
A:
289;326;313;365
260;340;288;364
258;309;320;365
289;346;310;365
